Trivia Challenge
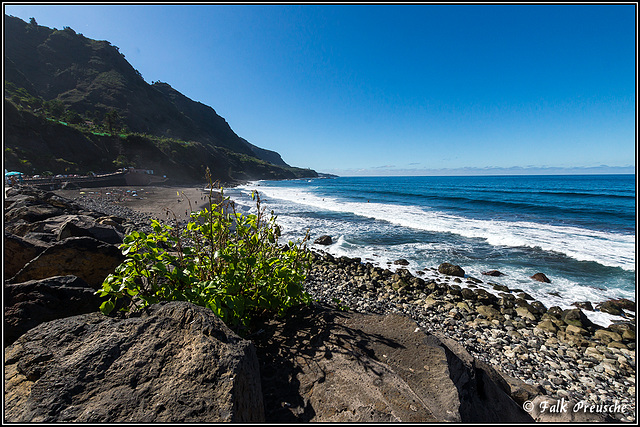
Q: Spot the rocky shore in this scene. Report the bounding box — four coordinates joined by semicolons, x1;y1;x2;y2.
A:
304;250;636;422
4;184;636;422
63;185;638;422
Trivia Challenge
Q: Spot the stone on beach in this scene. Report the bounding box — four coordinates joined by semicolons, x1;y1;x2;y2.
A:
482;270;505;277
3;231;49;278
314;235;333;245
530;272;551;283
254;303;533;422
597;298;636;315
437;262;465;277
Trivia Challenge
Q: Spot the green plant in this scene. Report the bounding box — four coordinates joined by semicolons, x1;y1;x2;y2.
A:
97;169;312;333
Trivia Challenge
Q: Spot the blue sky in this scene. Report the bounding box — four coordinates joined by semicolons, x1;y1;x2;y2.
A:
4;3;636;176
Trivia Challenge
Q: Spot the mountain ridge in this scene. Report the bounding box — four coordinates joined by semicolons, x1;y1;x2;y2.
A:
3;14;317;183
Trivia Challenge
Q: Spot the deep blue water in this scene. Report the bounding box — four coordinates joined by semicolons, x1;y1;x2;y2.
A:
230;175;636;325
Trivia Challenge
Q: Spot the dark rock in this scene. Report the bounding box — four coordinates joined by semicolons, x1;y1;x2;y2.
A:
438;262;465;277
411;277;425;288
498;298;515;309
610;298;635;312
482;270;505;277
596;300;623;316
4;191;38;209
314;235;333;245
8;236;124;289
517;292;534;301
572;301;594;312
546;306;563;318
448;287;462;297
597;298;636;315
469;353;543;406
529;301;547;315
4;301;265;423
3;231;49;278
4;275;101;346
492;284;510;292
431;332;533;422
593;329;623;343
474;288;498;305
461;288;476;301
394;258;410;266
530;273;551;283
4;204;65;223
5;187;78;212
561;308;594;330
96;215;126;226
55;214;124;244
394;268;413;279
22;231;58;243
7;214;124;244
608;322;636;341
515;306;537;322
477;305;504;321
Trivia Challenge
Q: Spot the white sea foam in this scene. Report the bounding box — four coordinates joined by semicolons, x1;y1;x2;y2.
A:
231;182;635;327
239;184;636;272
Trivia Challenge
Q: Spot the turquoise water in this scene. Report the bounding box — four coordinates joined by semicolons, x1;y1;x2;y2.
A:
230;175;636;324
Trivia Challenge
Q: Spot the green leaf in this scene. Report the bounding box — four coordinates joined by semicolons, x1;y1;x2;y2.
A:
99;300;115;315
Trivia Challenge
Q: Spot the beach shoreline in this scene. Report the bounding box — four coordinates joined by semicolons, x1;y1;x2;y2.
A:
54;182;636;422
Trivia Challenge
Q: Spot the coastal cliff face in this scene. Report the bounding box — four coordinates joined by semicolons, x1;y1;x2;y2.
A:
3;14;316;183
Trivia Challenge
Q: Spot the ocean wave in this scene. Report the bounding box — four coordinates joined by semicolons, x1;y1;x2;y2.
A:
238;184;636;272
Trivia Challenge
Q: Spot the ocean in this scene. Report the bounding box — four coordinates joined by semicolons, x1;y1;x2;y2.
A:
228;174;636;326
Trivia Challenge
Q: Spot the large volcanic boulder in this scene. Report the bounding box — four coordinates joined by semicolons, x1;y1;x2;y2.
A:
4;275;102;347
3;231;49;278
253;303;533;422
4;301;265;423
8;236;124;288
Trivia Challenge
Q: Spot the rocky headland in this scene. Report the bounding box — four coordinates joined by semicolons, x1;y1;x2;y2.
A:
4;184;636;422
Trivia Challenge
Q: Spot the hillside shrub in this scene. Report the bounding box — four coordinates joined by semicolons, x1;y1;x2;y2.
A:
97;171;312;333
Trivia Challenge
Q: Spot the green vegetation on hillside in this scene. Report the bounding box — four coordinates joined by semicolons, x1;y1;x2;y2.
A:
5;80;125;135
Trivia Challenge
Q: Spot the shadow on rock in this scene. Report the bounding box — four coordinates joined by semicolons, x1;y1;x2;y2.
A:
251;302;534;423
